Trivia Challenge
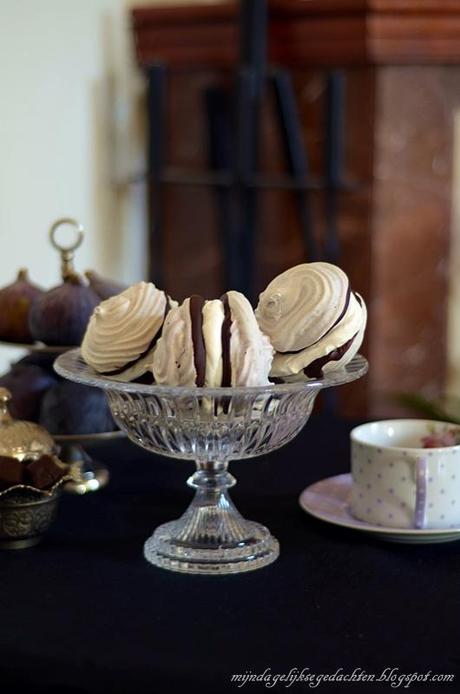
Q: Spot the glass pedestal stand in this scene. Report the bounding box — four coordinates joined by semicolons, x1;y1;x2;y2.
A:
55;349;367;575
145;461;279;574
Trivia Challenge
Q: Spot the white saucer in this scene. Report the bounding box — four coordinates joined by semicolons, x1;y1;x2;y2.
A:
299;474;460;544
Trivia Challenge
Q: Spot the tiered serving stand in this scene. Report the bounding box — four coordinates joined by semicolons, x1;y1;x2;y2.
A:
0;218;121;494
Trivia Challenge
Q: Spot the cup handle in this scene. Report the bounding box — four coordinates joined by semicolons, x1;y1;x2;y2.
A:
414;456;428;529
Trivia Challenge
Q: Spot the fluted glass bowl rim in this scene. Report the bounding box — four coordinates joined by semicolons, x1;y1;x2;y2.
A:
54;349;368;397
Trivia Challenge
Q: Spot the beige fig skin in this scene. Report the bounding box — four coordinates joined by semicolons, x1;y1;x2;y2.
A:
81;281;176;382
152;291;274;387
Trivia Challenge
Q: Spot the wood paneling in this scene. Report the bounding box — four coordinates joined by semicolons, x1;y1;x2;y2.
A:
370;67;460;415
133;0;460;68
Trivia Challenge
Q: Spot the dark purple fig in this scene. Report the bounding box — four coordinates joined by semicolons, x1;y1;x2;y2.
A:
0;362;57;422
29;272;99;346
85;270;126;300
0;269;44;343
15;352;59;371
39;381;116;435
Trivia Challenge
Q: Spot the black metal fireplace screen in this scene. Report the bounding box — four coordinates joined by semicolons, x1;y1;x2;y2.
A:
145;0;359;304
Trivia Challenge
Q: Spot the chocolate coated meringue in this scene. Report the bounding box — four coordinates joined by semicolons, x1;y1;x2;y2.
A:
81;281;175;381
152;291;273;387
256;263;366;379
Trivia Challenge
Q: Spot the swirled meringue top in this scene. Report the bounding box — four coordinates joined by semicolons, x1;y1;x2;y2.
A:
256;262;351;353
81;281;173;380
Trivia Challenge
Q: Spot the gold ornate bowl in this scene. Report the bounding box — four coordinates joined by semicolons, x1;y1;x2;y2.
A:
0;479;69;549
0;387;73;548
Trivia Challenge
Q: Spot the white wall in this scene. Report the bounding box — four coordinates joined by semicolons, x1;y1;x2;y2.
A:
0;0;147;371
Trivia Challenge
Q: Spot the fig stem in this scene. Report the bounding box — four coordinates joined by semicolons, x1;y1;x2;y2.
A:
63;271;85;286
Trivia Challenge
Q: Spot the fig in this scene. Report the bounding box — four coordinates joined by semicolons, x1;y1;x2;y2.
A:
0;269;44;343
39;381;116;435
15;351;59;371
85;270;126;300
0;361;57;422
29;272;99;346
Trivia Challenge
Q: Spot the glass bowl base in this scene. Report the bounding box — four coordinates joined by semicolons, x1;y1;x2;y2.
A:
144;520;279;575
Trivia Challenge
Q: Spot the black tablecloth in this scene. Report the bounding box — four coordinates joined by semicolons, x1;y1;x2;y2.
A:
1;416;459;694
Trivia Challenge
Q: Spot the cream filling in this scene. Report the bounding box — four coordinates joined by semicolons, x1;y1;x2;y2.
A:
270;292;367;378
202;300;224;387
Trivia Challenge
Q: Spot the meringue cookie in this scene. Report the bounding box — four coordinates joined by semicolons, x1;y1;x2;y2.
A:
152;297;199;387
256;262;350;352
223;290;273;387
152;291;273;387
256;262;366;379
81;281;176;381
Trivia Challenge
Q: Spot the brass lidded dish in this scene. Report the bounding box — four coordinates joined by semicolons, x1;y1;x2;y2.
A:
0;387;56;460
0;388;72;549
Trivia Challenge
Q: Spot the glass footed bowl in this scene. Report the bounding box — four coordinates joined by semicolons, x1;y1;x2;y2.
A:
55;349;368;576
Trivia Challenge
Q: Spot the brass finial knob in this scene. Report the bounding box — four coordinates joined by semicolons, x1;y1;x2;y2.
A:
0;388;11;404
0;388;12;425
49;218;85;279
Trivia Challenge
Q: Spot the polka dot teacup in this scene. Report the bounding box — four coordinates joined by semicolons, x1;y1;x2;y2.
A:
350;420;460;529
